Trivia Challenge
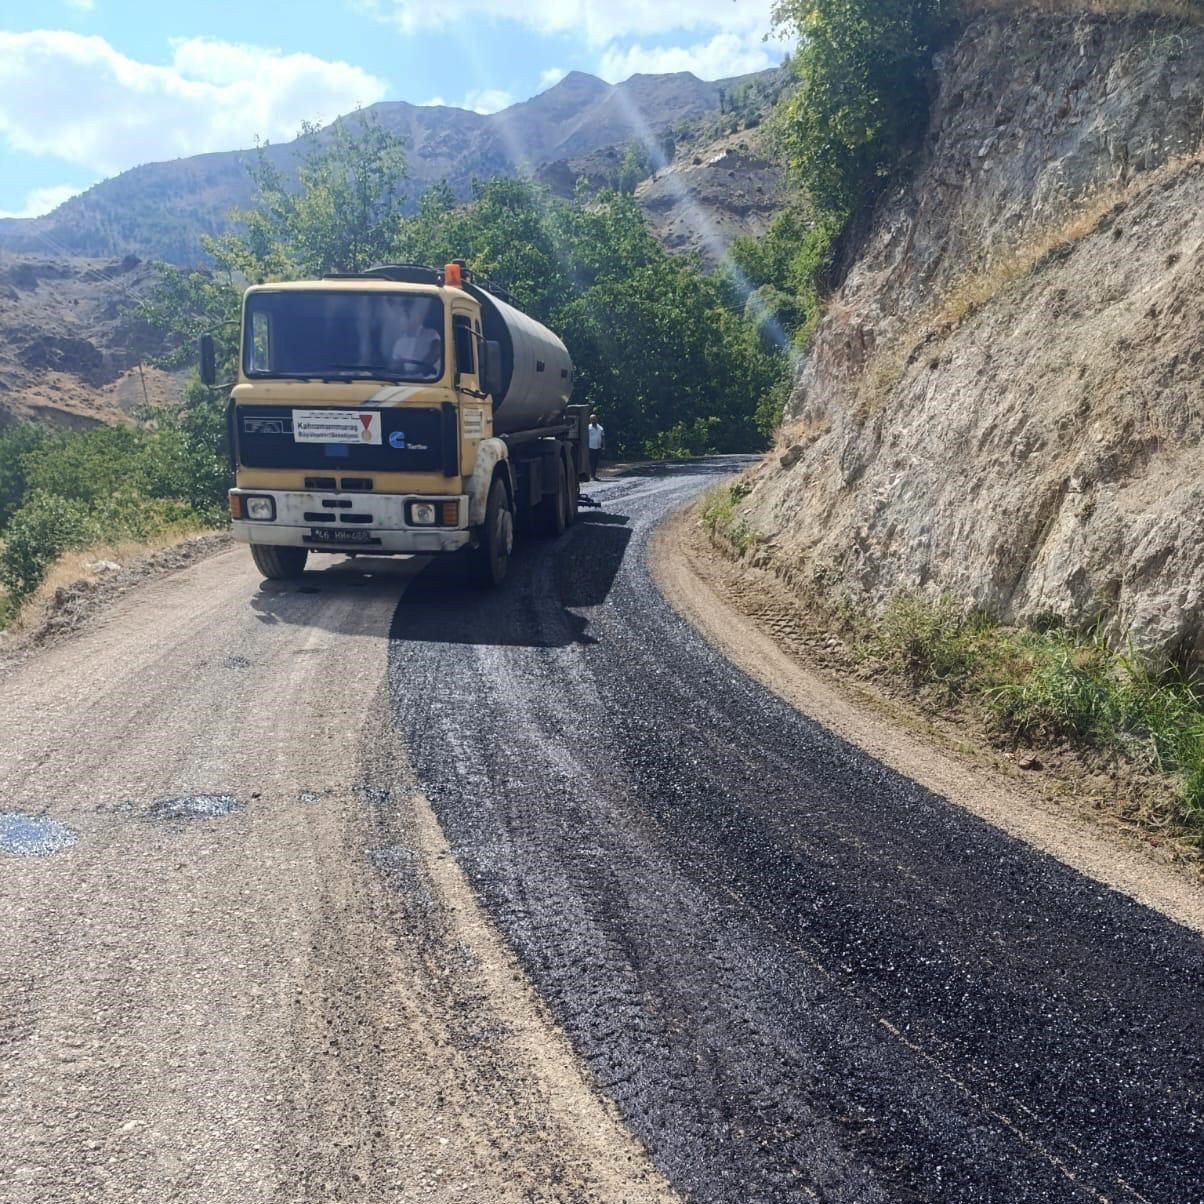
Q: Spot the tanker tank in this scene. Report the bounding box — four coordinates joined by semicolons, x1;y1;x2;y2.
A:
466;284;574;435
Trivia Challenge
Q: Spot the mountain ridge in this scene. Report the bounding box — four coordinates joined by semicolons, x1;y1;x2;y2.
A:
0;67;774;267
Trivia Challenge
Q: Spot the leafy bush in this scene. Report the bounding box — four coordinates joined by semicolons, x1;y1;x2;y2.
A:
701;481;760;553
0;425;52;529
0;493;98;603
765;0;958;330
644;417;721;460
0;488;206;607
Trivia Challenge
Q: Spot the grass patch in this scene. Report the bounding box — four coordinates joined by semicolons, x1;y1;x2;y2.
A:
862;593;1204;837
701;481;761;554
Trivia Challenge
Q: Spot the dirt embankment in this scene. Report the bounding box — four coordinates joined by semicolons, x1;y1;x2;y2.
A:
735;11;1204;662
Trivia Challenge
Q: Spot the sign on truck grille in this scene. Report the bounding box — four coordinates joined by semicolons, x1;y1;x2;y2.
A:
292;410;382;445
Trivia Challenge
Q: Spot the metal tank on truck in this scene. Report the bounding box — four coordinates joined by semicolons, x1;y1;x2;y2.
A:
201;262;590;586
466;282;574;434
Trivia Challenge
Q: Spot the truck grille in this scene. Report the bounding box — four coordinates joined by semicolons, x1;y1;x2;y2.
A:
237;406;447;473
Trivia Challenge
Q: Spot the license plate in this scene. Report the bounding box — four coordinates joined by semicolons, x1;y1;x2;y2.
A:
305;527;375;544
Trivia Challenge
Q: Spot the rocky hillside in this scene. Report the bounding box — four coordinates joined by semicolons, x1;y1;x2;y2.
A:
0;68;774;267
735;11;1204;661
0;254;180;429
636;132;785;269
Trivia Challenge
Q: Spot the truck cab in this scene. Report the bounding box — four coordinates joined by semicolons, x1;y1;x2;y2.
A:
206;263;586;585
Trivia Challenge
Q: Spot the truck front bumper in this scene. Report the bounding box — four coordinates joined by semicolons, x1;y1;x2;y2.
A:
230;489;472;554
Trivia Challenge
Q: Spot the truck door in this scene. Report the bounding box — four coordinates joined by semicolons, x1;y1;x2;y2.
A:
453;310;491;455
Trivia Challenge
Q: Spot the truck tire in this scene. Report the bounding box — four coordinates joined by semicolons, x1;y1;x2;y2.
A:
537;458;568;537
563;448;578;527
250;544;309;580
476;477;513;586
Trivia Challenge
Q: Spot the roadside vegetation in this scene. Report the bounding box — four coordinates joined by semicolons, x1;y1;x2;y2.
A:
147;114;789;462
703;483;1204;843
0;415;224;623
717;0;959;346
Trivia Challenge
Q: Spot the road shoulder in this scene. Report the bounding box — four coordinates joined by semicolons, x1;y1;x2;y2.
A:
651;501;1204;935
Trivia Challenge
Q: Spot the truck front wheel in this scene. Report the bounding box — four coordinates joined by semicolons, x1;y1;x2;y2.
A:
250;544;309;580
476;477;513;586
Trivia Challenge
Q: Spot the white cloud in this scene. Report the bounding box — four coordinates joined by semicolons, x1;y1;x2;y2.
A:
0;183;83;219
463;88;514;114
538;66;567;89
421;95;449;107
363;0;775;48
598;30;778;83
0;31;390;177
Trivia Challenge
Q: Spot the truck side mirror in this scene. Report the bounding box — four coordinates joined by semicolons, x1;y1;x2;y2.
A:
481;339;503;398
199;334;216;386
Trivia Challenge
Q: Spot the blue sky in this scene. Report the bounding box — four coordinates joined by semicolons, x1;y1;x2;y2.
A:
0;0;786;218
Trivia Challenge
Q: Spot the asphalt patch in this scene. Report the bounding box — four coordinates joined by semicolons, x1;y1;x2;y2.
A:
148;793;243;821
387;462;1204;1204
0;812;77;856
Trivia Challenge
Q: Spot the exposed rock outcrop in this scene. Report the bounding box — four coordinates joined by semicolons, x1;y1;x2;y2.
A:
739;12;1204;661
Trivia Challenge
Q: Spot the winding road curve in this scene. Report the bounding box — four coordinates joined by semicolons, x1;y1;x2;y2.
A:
392;461;1204;1204
1;459;1201;1203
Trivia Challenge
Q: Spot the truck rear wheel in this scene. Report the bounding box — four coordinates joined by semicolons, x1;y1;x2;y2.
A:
476;477;513;586
250;544;308;580
538;459;568;537
564;449;579;527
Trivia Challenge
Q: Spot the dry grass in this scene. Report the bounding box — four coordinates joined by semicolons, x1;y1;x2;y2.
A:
965;0;1204;22
851;149;1204;416
4;528;211;636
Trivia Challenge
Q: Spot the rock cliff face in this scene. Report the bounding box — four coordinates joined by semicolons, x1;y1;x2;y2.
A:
739;12;1204;661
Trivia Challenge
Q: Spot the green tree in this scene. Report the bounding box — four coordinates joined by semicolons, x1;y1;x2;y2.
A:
616;140;650;195
772;0;955;218
210;113;409;280
400;178;788;456
0;425;53;530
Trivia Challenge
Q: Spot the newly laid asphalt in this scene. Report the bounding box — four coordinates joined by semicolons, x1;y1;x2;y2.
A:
389;460;1204;1203
3;459;1202;1203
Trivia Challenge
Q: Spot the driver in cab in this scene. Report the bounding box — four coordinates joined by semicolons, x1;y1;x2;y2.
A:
385;296;442;380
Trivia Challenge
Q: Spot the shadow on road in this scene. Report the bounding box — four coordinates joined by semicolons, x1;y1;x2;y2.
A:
247;555;424;632
389;510;632;649
242;456;734;644
241;510;631;650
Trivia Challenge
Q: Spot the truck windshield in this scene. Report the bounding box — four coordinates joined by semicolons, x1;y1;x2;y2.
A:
243;290;445;383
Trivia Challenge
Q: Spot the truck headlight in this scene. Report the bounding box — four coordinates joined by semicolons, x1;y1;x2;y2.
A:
409;502;437;526
245;496;276;521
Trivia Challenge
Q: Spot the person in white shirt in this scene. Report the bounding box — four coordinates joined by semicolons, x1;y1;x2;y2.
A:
386;297;441;379
587;415;605;480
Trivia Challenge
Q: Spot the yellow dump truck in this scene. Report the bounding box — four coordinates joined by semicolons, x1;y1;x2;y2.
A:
200;262;586;586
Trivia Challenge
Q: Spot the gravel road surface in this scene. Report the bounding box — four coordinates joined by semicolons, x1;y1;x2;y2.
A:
1;459;1202;1204
0;547;675;1203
